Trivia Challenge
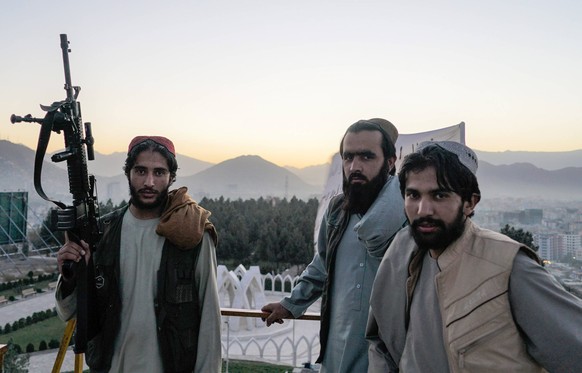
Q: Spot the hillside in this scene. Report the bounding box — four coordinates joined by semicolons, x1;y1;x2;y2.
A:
181;155;321;201
477;161;582;200
475;149;582;170
0;140;70;211
50;150;214;177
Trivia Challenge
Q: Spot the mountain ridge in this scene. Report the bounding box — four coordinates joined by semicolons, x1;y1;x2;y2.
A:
474;149;582;170
1;140;581;210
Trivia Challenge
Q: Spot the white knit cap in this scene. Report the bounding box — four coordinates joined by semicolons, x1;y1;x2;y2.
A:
417;141;478;175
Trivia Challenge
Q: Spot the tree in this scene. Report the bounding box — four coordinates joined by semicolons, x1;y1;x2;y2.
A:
38;340;48;351
201;196;319;272
2;340;28;372
99;198;127;215
25;343;35;353
500;224;539;251
48;339;60;349
32;208;65;248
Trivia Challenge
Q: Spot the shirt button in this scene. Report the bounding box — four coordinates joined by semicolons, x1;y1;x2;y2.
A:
359;263;364;267
356;284;361;289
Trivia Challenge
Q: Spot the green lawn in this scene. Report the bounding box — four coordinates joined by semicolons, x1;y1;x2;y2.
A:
221;359;293;372
0;316;66;350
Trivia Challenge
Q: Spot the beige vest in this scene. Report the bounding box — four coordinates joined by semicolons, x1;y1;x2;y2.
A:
429;220;544;372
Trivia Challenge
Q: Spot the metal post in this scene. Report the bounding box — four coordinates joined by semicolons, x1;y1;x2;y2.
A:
225;319;230;373
292;319;296;367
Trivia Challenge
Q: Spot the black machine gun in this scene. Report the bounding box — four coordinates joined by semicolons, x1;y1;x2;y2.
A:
11;34;100;354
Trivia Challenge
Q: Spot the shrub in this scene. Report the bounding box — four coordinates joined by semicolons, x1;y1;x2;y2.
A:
39;340;48;351
26;343;35;353
49;339;60;349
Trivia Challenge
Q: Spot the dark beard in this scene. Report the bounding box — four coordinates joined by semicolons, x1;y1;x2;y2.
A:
410;204;466;253
342;163;389;215
129;183;169;212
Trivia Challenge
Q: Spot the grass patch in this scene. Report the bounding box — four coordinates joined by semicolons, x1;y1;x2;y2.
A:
0;316;66;350
221;359;293;372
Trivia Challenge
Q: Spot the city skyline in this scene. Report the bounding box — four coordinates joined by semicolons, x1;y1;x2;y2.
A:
2;1;581;168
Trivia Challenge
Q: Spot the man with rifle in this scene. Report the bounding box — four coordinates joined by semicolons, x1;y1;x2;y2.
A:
56;136;222;373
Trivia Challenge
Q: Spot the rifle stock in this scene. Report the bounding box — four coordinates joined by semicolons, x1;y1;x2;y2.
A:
11;34;101;354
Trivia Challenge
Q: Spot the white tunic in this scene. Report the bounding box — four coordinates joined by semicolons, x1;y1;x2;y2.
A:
109;210;164;373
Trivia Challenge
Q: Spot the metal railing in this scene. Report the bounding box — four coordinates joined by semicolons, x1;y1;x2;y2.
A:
220;308;321;369
221;307;319;321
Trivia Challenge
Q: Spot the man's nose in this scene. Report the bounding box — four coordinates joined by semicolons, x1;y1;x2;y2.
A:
144;172;155;187
417;198;434;216
349;158;363;172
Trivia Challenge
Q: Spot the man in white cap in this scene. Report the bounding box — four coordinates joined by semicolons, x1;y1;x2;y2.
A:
366;141;582;372
262;118;408;373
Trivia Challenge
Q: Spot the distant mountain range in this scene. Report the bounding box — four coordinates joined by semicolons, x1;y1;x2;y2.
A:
1;140;581;213
474;149;582;170
71;151;215;177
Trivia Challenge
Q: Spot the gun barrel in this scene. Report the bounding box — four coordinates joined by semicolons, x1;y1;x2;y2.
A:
10;114;43;124
60;34;75;102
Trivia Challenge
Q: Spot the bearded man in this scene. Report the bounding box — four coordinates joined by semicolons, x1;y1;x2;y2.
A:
262;118;408;373
366;141;582;373
55;136;222;373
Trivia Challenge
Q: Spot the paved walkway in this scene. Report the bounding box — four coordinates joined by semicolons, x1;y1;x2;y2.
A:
0;291;58;326
28;348;88;373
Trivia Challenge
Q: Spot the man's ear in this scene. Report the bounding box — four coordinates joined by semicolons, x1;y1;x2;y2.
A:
387;156;397;173
463;193;481;216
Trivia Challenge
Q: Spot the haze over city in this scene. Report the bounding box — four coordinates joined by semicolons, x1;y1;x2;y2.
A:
2;1;581;168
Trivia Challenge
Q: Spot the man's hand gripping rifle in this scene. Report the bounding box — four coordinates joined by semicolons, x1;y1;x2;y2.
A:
10;34;101;354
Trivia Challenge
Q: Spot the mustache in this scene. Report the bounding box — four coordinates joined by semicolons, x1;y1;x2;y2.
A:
348;173;369;182
138;188;158;194
411;217;446;230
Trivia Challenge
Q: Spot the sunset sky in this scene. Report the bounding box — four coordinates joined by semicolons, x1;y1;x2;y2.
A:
2;1;581;168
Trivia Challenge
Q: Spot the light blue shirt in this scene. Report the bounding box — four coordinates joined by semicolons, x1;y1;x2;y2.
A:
281;176;407;373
